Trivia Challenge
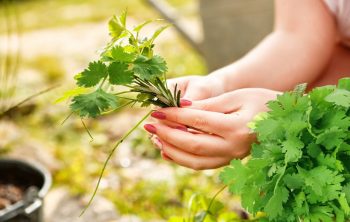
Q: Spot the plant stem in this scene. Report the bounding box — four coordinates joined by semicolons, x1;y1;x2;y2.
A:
61;112;73;125
101;100;134;115
81;118;94;141
207;185;227;213
80;110;153;216
0;84;59;118
98;76;107;89
197;185;228;222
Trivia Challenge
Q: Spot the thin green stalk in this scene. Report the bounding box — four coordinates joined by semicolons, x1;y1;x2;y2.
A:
101;100;134;115
61;112;73;125
81;118;94;141
199;185;227;222
115;95;141;102
207;185;227;213
0;84;59;118
273;164;287;194
80;110;153;216
113;91;132;96
98;76;108;89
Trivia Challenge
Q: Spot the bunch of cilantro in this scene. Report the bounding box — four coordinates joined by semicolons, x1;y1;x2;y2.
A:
220;78;350;222
63;11;180;120
59;11;181;214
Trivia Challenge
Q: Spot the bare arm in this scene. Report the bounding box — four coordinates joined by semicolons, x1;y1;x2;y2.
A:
210;0;337;91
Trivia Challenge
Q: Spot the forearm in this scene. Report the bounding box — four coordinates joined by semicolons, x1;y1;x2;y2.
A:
207;0;336;92
209;30;335;92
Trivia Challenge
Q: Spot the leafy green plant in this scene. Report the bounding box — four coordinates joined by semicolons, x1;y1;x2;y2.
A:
59;11;181;214
221;78;350;221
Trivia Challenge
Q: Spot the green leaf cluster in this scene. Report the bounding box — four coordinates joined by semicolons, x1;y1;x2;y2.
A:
64;11;180;118
220;78;350;221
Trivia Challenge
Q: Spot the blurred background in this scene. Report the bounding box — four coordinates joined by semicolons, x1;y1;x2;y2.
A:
0;0;273;221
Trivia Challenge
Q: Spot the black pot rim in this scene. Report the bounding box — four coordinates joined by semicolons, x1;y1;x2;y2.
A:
0;158;52;220
0;158;52;198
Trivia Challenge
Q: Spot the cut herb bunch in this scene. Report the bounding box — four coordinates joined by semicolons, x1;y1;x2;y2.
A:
59;11;181;214
67;11;180;118
221;78;350;222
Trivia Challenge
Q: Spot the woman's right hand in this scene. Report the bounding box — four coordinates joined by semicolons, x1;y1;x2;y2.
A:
167;75;226;101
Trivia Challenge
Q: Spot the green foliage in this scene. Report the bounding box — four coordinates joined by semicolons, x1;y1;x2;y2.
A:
70;88;118;118
168;189;242;222
61;11;184;214
63;10;180;118
220;78;350;221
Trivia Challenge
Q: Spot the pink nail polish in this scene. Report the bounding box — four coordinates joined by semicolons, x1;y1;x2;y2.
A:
176;126;188;132
144;124;157;134
151;111;166;120
180;99;192;107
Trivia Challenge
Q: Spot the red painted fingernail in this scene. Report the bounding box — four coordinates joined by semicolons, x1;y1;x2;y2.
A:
161;151;173;160
176;126;188;132
180;99;192;107
144;124;157;134
151;111;166;120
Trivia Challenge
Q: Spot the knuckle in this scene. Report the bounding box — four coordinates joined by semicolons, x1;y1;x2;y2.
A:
192;117;208;129
157;126;171;141
187;138;202;155
190;161;205;171
196;101;211;111
191;82;211;96
226;128;252;159
168;109;180;123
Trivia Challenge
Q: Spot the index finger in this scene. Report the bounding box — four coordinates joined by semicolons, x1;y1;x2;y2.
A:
153;107;233;135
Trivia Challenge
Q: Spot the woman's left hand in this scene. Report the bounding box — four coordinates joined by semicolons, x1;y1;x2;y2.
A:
144;88;280;170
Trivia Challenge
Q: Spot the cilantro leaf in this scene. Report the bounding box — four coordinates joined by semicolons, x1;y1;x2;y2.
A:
283;173;304;189
316;127;347;150
325;89;350;107
108;10;127;39
220;160;248;194
76;61;108;87
282;136;304;162
306;206;334;222
108;62;133;85
70;89;118;118
133;55;167;80
110;46;137;62
55;87;89;104
264;186;289;219
338;78;350;90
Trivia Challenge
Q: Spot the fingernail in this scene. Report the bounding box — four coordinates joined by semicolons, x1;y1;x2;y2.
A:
144;124;157;134
176;126;188;132
151;111;166;120
161;151;173;160
154;137;163;150
180;99;192;107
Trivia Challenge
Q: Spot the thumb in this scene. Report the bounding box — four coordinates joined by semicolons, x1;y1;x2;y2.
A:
182;91;243;113
182;87;211;101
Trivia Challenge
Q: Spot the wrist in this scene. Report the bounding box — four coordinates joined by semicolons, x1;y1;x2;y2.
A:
203;75;225;96
209;63;247;93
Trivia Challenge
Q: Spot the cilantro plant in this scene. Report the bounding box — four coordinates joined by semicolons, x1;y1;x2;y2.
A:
59;11;181;214
220;78;350;221
69;11;179;118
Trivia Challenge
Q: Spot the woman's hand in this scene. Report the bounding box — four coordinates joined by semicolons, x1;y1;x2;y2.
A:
167;75;226;101
144;88;280;170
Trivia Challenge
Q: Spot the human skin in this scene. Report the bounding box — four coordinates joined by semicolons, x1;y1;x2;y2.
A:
144;0;350;169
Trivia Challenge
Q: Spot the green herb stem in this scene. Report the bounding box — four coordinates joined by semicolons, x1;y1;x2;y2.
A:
80;110;152;216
